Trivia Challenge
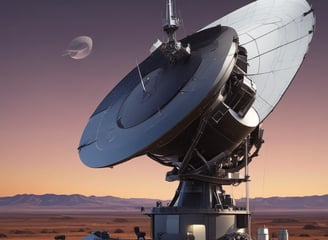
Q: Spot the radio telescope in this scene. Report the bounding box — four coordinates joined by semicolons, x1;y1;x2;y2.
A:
78;0;314;239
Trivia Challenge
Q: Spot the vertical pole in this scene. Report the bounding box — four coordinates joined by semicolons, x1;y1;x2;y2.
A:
163;0;178;42
167;0;173;25
245;136;251;235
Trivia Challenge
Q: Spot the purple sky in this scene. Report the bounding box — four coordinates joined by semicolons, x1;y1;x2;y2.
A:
0;0;327;199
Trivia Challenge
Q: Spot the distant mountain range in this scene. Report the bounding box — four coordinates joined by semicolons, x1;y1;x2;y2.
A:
0;194;327;212
0;194;158;212
238;194;328;211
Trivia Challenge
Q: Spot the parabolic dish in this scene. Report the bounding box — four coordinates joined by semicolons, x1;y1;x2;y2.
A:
78;0;315;169
202;0;315;121
79;26;239;168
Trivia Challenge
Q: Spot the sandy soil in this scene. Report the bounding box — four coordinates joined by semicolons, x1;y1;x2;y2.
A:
251;211;328;240
0;210;327;240
0;211;149;240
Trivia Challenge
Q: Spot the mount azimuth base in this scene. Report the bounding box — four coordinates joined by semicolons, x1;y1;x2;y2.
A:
150;180;251;240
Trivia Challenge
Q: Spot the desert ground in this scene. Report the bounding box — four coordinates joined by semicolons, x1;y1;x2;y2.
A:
0;210;327;240
251;211;328;240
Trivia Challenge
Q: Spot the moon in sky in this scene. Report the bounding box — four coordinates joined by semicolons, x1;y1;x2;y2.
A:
63;36;93;60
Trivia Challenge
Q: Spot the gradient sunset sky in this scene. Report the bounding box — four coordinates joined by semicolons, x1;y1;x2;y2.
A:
1;0;327;200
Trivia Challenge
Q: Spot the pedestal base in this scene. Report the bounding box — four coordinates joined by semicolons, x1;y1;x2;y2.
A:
150;207;250;240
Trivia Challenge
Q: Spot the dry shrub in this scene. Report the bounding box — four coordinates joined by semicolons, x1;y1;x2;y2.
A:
271;218;299;223
10;230;34;234
303;224;318;230
40;229;58;233
113;218;128;223
300;233;311;237
0;233;7;238
113;228;125;233
54;235;66;240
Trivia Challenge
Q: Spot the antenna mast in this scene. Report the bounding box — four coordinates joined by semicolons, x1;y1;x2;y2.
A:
163;0;179;43
150;0;190;62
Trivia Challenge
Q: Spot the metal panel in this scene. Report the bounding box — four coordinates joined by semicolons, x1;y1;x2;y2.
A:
202;0;315;121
